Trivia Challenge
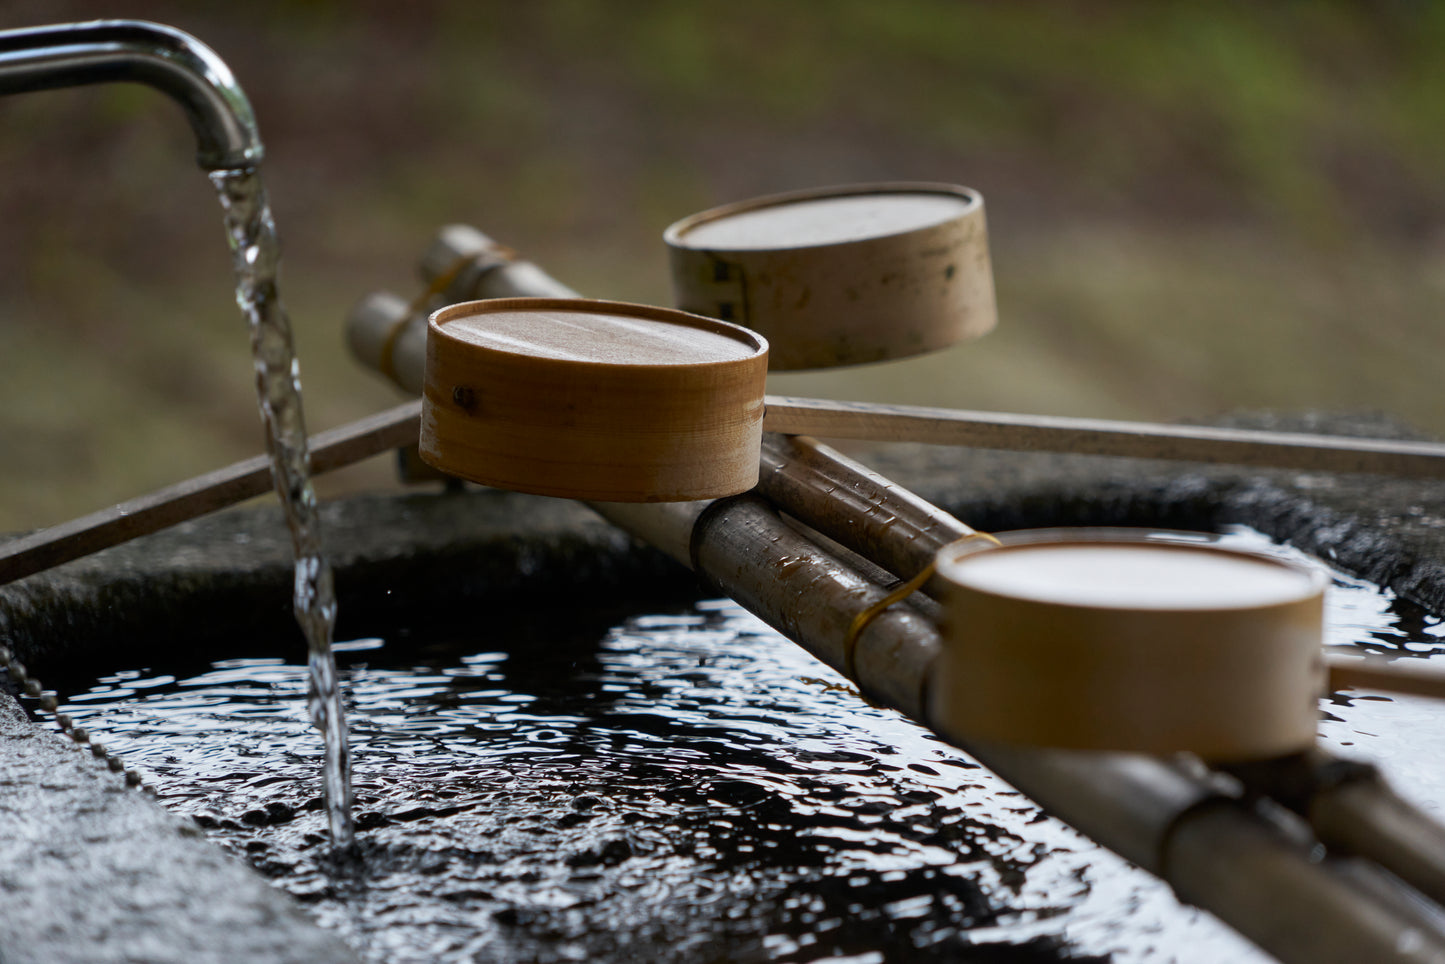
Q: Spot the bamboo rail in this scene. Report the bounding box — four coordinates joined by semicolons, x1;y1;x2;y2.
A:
420;239;1445;958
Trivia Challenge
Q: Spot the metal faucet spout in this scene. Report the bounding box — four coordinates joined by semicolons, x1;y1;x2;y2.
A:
0;19;262;170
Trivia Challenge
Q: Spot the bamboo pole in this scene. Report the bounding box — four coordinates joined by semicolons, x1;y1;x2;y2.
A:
1310;775;1445;911
374;232;1445;938
757;432;973;597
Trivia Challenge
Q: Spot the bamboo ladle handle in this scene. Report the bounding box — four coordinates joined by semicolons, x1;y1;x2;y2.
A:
1327;654;1445;701
762;396;1445;479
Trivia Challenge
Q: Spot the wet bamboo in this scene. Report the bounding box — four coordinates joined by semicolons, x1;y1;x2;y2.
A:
757;431;1445;912
1218;748;1445;915
591;494;1445;963
757;432;974;598
1310;775;1445;911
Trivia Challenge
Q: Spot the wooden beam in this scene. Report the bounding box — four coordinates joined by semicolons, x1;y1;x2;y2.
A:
0;400;420;586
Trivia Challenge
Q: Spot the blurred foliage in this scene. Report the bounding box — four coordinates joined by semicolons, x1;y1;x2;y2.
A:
0;0;1441;530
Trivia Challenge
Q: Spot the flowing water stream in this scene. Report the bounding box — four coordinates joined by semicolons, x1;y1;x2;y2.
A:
210;166;353;849
60;529;1445;962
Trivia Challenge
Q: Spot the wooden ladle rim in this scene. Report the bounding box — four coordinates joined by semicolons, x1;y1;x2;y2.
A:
663;180;984;253
428;297;769;371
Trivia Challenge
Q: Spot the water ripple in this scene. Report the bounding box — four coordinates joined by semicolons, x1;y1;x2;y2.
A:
60;532;1443;962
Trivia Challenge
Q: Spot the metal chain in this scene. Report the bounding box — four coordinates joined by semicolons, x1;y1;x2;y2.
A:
0;641;149;790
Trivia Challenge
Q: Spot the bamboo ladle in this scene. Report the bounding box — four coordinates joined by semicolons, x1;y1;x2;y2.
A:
416;296;1445;502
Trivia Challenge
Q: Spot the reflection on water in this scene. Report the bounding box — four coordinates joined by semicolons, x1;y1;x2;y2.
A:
62;530;1443;963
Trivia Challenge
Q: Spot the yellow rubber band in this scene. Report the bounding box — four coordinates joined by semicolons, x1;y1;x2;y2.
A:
378;253;481;383
841;530;1002;679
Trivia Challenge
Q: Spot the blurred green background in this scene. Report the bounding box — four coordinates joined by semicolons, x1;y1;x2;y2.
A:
0;0;1441;531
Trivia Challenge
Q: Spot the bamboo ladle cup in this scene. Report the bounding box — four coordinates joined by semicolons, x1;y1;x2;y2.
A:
928;529;1329;760
419;298;770;501
927;528;1445;759
664;182;996;370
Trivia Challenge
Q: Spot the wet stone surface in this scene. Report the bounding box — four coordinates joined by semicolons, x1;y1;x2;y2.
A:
0;692;358;964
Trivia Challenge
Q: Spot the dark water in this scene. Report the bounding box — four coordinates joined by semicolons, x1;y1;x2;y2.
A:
59;530;1445;963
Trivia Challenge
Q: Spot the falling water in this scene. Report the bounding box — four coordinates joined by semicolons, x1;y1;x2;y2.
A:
210;165;354;850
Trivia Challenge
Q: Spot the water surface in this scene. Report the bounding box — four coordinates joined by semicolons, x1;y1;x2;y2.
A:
62;530;1444;962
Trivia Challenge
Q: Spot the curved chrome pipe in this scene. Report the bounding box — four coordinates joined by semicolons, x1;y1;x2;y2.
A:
0;19;261;170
